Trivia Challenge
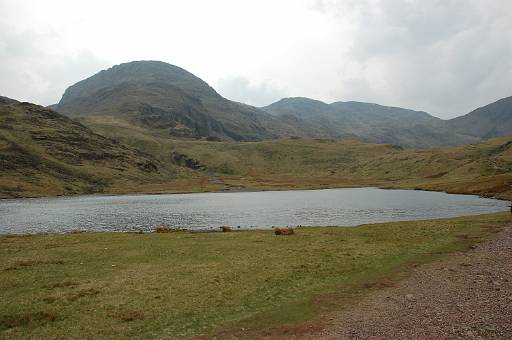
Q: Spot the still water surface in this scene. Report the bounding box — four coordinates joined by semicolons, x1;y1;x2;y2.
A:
0;188;508;234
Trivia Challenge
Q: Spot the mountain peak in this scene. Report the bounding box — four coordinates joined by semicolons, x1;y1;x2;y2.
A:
100;60;199;82
52;60;286;141
263;97;330;118
274;97;328;105
57;60;218;108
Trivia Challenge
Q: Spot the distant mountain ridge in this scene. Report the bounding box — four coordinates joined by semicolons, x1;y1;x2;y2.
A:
262;97;479;147
52;60;512;148
448;96;512;139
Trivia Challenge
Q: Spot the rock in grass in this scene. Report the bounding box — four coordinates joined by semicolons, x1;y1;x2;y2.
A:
274;227;295;235
154;226;180;233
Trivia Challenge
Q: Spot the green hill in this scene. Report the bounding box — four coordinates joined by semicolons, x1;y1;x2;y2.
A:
0;97;197;198
164;136;512;199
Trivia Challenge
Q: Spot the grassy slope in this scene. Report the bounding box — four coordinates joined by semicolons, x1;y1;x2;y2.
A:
0;99;215;198
171;136;512;199
82;115;512;200
0;212;510;338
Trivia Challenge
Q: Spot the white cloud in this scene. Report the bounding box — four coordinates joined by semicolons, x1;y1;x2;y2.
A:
0;19;108;105
216;76;288;106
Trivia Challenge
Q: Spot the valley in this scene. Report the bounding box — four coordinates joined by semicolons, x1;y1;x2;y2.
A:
2;92;512;199
3;2;512;339
5;60;510;200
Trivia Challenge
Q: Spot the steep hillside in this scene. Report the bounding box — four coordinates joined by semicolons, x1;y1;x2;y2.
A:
53;61;293;141
0;97;194;198
449;96;512;139
263;97;479;148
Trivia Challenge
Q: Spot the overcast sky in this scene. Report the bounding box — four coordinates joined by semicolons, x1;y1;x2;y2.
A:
1;0;511;118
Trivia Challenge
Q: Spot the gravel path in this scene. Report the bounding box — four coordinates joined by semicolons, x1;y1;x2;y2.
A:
312;224;512;339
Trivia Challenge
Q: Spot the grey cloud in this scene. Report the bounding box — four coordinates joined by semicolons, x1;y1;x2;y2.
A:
216;76;288;107
315;0;512;118
0;23;108;106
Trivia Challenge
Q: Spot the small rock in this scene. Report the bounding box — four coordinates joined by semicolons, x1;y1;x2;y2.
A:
111;264;116;267
405;294;415;301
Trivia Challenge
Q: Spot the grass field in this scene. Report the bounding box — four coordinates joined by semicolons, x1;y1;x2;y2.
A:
1;212;510;339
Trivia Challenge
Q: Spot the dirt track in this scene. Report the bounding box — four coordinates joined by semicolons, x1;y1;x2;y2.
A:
311;224;512;339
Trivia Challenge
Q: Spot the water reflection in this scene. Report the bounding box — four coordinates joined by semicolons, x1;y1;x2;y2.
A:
0;188;507;234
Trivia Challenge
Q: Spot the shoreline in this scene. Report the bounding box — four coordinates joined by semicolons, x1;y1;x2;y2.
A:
1;210;509;237
0;184;374;201
1;182;510;202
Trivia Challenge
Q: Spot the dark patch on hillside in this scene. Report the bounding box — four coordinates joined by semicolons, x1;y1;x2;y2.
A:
171;151;204;170
0;97;178;198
